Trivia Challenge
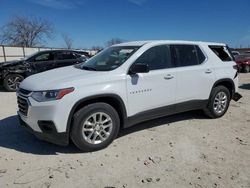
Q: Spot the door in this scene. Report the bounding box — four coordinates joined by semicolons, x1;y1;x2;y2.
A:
30;51;55;73
172;44;215;103
126;45;176;117
54;51;78;68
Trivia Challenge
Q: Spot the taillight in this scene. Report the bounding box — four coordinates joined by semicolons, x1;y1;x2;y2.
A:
233;65;238;71
244;60;250;64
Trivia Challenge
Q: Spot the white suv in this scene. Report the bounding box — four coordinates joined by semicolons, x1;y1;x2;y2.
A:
17;40;241;151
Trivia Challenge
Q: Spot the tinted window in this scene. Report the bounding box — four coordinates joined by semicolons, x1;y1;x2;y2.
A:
134;45;172;70
34;52;54;61
195;46;206;64
209;46;233;61
173;45;204;67
56;51;76;60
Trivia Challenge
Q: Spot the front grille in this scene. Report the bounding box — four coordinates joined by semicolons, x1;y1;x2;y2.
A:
17;96;29;116
19;88;31;96
17;88;32;116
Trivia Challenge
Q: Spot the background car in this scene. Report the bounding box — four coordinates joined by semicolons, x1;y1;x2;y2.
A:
0;50;87;91
75;50;92;58
235;54;250;73
231;50;240;56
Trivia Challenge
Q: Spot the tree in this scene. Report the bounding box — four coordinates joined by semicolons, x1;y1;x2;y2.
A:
62;33;73;49
0;16;53;47
106;38;124;47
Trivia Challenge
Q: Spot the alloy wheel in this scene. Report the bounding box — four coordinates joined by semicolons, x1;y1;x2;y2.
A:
213;91;228;114
82;112;113;144
7;76;22;90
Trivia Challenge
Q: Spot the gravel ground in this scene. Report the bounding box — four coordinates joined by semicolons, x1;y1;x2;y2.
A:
0;74;249;188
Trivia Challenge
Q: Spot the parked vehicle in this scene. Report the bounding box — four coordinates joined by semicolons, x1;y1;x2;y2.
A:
235;54;250;73
75;50;91;58
231;50;240;56
17;40;241;151
0;50;87;91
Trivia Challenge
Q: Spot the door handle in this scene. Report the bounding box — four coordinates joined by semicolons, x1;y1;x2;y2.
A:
164;74;174;80
205;69;212;74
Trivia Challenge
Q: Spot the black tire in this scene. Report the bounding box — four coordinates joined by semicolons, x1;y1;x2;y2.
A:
70;102;120;151
203;86;230;118
243;65;250;73
3;74;24;92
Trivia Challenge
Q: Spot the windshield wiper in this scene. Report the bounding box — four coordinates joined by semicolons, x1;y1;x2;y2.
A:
81;66;97;71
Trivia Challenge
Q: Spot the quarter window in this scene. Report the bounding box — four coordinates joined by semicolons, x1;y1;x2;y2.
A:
56;51;76;60
173;45;205;67
134;45;172;70
209;46;233;62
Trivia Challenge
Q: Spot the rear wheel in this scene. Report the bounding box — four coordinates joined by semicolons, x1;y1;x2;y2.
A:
3;74;24;92
204;86;230;118
70;102;120;151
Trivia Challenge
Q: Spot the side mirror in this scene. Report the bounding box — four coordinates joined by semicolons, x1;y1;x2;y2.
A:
129;63;149;74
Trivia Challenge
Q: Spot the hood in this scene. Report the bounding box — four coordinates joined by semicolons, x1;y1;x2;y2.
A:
20;65;110;91
0;60;24;67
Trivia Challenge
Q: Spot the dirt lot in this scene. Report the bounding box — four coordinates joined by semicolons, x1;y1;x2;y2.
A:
0;74;249;188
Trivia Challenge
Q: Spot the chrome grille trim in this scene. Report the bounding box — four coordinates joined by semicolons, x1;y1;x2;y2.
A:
17;88;31;117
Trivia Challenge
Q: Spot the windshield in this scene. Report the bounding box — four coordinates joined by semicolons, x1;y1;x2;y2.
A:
80;46;140;71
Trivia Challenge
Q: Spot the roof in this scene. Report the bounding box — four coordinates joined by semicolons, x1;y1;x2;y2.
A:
113;40;226;47
39;49;80;53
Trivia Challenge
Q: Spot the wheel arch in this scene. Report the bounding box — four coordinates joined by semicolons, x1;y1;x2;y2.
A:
2;72;26;91
3;70;26;79
66;94;128;135
211;78;235;99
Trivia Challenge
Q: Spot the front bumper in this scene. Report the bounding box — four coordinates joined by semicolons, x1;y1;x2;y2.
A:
18;114;69;146
16;89;73;146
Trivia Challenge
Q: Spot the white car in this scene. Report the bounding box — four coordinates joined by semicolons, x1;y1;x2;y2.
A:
17;40;241;151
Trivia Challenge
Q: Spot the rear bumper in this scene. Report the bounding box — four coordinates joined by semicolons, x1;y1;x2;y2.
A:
18;114;69;146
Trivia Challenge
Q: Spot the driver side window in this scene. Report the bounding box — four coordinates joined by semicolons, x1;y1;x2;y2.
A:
133;45;172;70
34;52;54;62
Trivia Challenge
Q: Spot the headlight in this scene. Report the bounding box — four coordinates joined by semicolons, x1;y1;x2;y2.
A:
31;88;74;102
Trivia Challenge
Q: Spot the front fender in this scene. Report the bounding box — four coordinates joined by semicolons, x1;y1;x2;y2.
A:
66;93;128;135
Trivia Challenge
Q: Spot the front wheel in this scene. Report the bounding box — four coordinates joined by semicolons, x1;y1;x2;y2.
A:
3;74;24;92
203;86;230;118
71;102;120;151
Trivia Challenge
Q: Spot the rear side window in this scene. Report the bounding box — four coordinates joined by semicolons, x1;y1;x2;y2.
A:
134;45;172;70
173;45;205;67
209;46;233;61
56;51;77;60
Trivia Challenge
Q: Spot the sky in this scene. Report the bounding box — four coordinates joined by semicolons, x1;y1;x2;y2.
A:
0;0;250;49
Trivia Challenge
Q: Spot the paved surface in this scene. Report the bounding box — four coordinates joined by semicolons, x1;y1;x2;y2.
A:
0;74;249;188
